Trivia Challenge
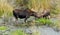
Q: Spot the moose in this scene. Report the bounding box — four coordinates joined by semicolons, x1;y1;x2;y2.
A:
13;8;50;22
13;8;37;22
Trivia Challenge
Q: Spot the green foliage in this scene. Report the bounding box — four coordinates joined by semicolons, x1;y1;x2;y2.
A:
36;18;53;25
0;26;7;31
10;29;27;35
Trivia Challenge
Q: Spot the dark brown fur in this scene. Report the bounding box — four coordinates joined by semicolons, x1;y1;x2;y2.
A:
13;8;37;22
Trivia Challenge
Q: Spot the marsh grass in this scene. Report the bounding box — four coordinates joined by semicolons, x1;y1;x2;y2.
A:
54;20;60;29
0;0;13;17
35;18;53;26
0;26;7;31
10;29;27;35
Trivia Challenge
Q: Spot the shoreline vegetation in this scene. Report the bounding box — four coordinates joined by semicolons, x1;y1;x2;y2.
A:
0;0;60;35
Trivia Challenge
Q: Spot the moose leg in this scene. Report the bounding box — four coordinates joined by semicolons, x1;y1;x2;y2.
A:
13;14;18;23
24;15;30;23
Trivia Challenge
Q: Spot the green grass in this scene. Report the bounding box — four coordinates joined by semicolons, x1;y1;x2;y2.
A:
36;18;53;25
10;29;27;35
0;26;7;31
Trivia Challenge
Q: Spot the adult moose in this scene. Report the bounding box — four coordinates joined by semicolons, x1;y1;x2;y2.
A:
13;8;37;22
